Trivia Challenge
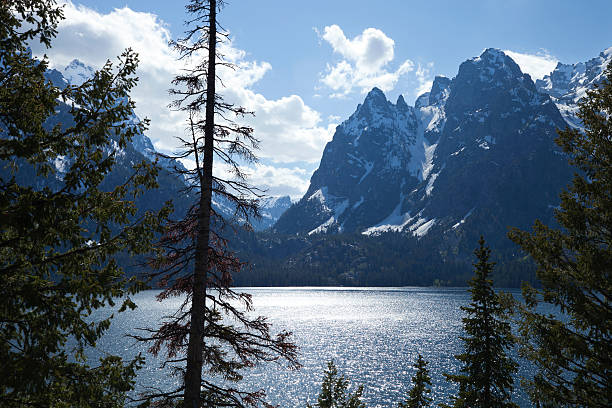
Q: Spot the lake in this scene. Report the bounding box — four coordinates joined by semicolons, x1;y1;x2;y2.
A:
90;287;537;407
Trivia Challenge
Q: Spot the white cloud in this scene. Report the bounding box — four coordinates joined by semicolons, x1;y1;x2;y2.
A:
249;163;312;199
30;1;332;197
504;50;558;80
415;63;434;98
318;25;415;97
207;161;312;199
322;25;395;74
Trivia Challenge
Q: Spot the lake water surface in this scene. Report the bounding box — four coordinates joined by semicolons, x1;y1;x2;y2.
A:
92;287;536;407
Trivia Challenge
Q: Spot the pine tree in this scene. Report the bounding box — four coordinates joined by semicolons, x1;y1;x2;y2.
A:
399;354;432;408
0;1;168;406
508;62;612;408
442;237;518;408
307;361;366;408
132;1;299;407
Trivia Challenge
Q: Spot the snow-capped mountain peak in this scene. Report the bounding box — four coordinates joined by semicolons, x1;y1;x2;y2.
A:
62;59;95;87
274;46;579;242
467;48;523;82
536;45;612;128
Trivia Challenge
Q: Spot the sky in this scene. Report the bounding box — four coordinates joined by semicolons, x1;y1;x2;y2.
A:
32;0;612;199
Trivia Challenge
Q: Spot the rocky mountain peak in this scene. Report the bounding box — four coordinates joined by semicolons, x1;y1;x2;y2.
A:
429;76;451;106
364;86;387;103
536;45;612;128
355;87;392;116
63;59;95;87
459;48;524;85
396;94;409;111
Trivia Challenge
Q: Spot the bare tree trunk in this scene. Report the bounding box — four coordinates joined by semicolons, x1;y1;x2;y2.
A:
184;1;216;406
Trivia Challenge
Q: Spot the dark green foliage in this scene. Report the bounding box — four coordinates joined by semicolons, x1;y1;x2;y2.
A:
0;1;169;406
308;361;366;408
442;237;518;408
399;354;432;408
508;62;612;408
231;230;535;288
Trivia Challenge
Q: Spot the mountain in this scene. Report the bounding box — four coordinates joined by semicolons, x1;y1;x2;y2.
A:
2;60;195;225
273;47;592;264
274;84;442;235
536;47;612;128
41;60;291;229
254;196;293;231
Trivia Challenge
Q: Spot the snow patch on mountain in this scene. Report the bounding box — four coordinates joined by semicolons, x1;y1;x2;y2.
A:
410;217;436;237
452;207;475;229
63;59;95;86
308;188;349;235
361;202;412;235
536;46;612;128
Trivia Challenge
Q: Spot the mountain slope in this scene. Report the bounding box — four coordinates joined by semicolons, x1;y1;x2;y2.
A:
272;48;585;266
536;47;612;128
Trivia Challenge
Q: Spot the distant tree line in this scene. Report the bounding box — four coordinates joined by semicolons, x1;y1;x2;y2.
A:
231;230;538;288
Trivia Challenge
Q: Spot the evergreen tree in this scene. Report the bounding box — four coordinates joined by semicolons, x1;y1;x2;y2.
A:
508;62;612;408
308;361;366;408
0;1;168;406
399;354;432;408
442;237;518;408
133;1;299;407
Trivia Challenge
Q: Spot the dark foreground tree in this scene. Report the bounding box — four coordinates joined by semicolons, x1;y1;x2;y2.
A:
307;361;366;408
508;62;612;408
133;1;299;407
399;354;432;408
0;1;168;406
442;237;518;408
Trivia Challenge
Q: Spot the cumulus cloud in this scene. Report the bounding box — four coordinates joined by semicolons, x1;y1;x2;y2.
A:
223;90;335;164
504;50;558;80
415;62;434;98
30;1;333;197
318;25;415;97
248;163;312;199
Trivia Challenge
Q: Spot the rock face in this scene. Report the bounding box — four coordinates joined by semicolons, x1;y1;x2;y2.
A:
273;47;611;256
274;87;430;235
396;48;571;252
536;47;612;128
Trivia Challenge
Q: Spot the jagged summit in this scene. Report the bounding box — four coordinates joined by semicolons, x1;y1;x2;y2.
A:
461;48;524;83
365;86;386;98
274;46;582;242
396;94;408;111
536;45;612;128
428;76;451;106
63;59;95;87
360;86;390;110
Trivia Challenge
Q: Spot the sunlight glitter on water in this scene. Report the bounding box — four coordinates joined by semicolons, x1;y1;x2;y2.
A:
91;287;534;407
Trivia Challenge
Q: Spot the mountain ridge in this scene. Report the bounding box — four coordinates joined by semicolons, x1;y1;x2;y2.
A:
272;47;609;260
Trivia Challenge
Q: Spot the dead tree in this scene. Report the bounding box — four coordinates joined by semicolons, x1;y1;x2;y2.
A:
133;1;299;407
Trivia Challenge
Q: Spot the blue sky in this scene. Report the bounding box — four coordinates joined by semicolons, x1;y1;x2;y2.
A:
35;0;612;198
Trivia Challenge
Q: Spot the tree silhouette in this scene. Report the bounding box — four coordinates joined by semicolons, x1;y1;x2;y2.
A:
442;237;518;408
399;354;432;408
133;1;299;407
308;361;365;408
